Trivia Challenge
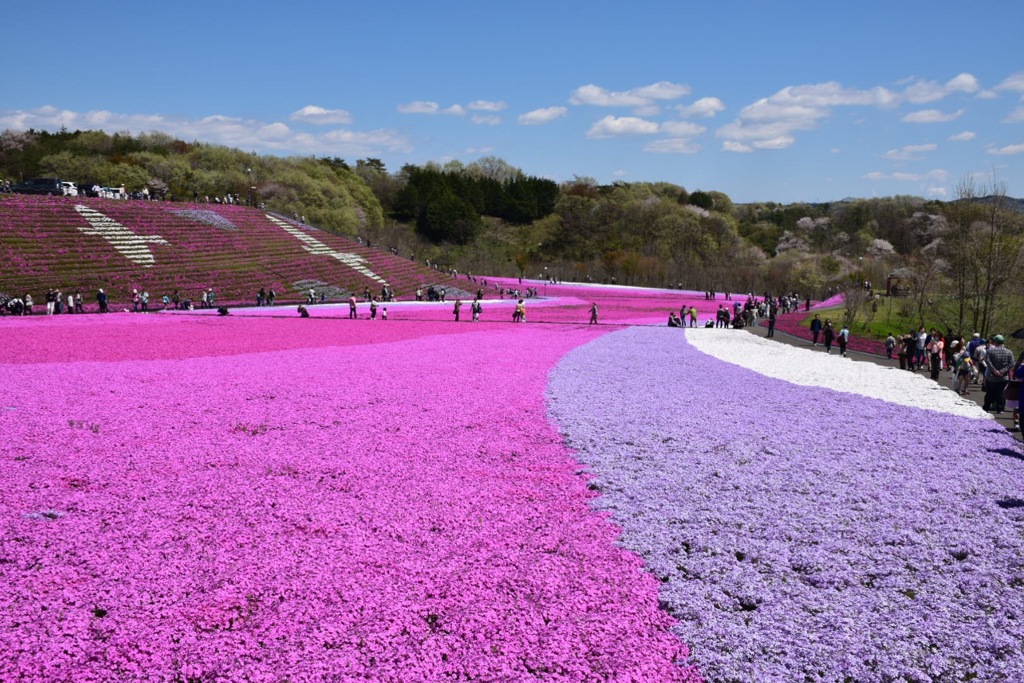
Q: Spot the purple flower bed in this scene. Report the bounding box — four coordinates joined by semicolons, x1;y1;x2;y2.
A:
548;326;1024;681
169;208;238;231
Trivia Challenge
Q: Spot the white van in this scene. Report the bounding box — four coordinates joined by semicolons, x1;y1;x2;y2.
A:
61;182;78;197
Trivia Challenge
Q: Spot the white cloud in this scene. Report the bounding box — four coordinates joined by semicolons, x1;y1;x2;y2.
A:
677;97;725;118
290;105;353;125
396;101;439;114
644;138;700;154
996;72;1024;93
586;115;660;138
1005;106;1024;124
753;136;795;150
723;141;754;153
396;101;465;116
900;73;979;104
468;100;507;112
948;131;976;141
771;82;897;108
659;121;706;137
988;143;1024;155
570;81;690;108
470;114;502;126
901;108;963;123
883;143;938;161
716;81;894;151
927;186;948;197
518;106;567;125
0;105;412;156
864;169;949;183
715;75;984;152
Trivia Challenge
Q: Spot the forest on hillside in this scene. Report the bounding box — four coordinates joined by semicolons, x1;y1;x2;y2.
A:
2;128;1023;337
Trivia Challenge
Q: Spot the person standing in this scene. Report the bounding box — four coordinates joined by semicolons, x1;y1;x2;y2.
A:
766;304;777;338
885;333;896;359
348;295;358;319
472;299;482;322
928;334;942;380
514;299;525;323
369;299;378;320
810;314;822;346
688;306;698;328
983;335;1015;413
453;299;462;322
97;289;108;313
589;303;599;325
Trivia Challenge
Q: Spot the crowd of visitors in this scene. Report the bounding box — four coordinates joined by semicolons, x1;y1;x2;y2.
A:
805;317;1024;431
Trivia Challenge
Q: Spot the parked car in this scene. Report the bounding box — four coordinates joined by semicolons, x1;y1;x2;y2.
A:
12;178;64;196
76;182;101;198
61;181;78;197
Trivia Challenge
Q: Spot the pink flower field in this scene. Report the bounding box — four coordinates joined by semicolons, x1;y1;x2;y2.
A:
0;286;718;682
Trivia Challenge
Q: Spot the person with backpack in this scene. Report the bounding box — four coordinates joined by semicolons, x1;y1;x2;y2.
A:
837;324;850;357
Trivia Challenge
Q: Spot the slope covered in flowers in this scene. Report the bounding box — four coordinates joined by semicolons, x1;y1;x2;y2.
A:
0;311;701;681
0;194;461;306
548;326;1024;681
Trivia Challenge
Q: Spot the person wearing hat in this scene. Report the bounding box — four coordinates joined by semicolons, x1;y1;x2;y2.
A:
983;334;1015;413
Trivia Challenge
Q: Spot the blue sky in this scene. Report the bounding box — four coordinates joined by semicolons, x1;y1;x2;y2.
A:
2;0;1022;203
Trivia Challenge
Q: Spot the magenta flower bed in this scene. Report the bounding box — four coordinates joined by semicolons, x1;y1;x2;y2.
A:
0;314;700;681
768;309;887;356
180;281;729;327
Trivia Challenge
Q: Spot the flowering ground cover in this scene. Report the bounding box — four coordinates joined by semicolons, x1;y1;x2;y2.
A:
7;278;1020;681
0;195;462;307
183;280;729;327
548;326;1024;681
0;311;701;681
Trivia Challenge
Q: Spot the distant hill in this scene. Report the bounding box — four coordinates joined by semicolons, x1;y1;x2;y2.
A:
951;195;1024;214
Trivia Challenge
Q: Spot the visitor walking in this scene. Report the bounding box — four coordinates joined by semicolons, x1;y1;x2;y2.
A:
810;314;822;346
822;320;835;354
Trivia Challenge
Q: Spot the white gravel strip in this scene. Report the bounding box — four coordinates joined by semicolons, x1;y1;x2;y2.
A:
685;328;991;419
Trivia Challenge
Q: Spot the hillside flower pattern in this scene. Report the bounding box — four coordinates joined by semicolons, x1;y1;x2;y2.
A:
75;204;169;267
548;326;1024;682
267;214;387;285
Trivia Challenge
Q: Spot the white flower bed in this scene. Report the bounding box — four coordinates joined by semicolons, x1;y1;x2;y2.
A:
686;328;989;419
